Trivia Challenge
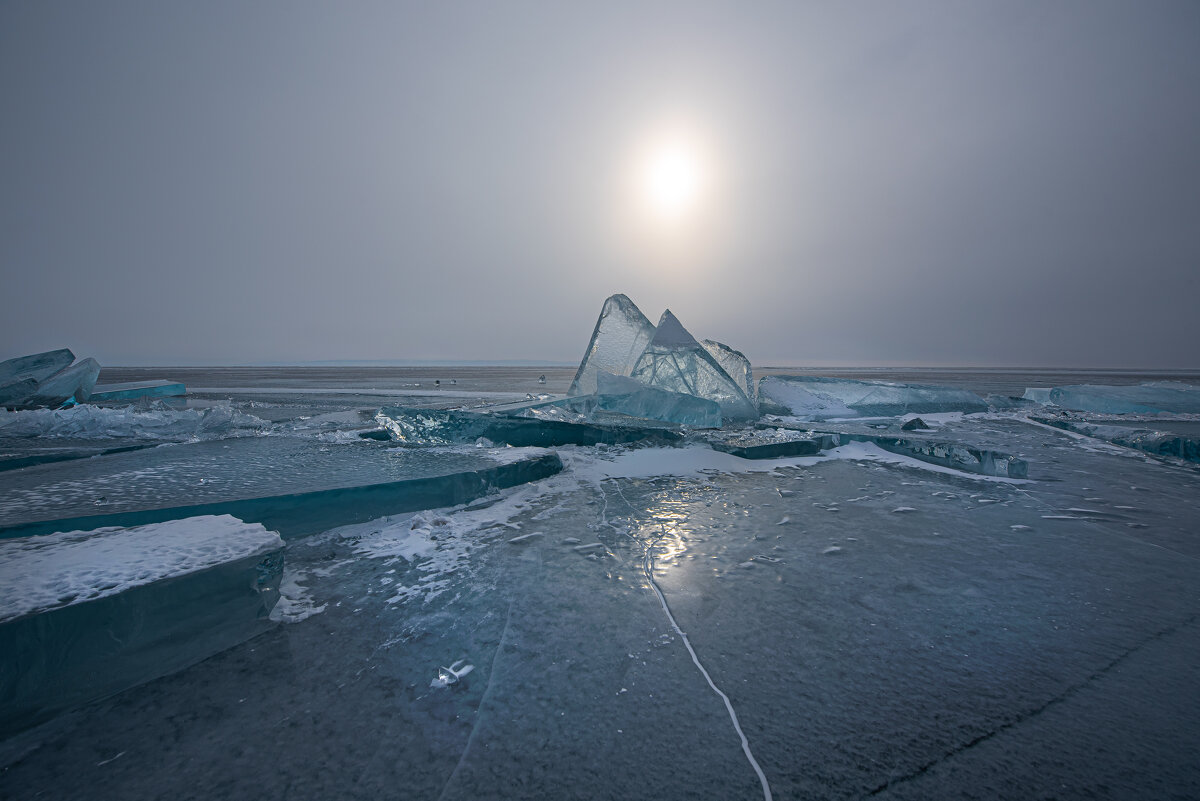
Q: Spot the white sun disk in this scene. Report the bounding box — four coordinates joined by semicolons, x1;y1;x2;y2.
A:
641;141;704;222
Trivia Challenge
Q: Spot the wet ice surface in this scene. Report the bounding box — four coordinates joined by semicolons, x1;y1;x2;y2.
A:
3;367;1200;799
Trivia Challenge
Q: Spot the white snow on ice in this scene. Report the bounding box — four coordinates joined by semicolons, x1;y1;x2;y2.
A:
0;515;283;623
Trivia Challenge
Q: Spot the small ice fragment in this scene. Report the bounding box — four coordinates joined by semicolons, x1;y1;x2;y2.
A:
739;561;755;569
892;507;918;513
822;546;842;555
1009;524;1032;531
776;516;790;525
563;537;582;545
431;660;474;688
573;542;605;553
508;532;543;544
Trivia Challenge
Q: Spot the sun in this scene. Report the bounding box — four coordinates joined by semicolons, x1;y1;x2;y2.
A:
637;135;707;223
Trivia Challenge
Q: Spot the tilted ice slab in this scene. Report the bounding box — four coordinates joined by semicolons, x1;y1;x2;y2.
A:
1044;382;1200;415
0;515;284;737
0;349;75;386
701;340;755;401
630;311;759;421
89;380;186;403
759;376;988;420
568;294;656;397
22;357;101;407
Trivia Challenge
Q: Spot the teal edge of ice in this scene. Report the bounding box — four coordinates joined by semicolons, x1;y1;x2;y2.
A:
88;380;187;403
0;548;284;739
0;452;565;540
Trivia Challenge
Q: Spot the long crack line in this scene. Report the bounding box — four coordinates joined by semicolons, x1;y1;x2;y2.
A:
604;479;773;801
866;612;1199;797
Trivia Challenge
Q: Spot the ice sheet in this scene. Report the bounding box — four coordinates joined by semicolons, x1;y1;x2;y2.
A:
0;515;282;623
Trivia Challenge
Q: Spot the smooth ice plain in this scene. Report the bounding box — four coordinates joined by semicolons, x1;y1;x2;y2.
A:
1;304;1199;800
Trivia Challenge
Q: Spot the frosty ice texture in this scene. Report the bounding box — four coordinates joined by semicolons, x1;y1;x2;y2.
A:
23;357;101;406
0;349;75;385
568;294;656;397
701;340;755;401
629;311;759;421
89;380;186;402
759;376;988;419
1046;382;1200;415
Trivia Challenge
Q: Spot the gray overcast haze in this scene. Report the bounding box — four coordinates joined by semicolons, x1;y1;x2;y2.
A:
2;1;1198;367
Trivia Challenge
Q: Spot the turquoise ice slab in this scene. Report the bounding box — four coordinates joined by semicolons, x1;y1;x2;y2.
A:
22;358;101;407
759;375;989;419
0;436;564;539
88;380;186;402
375;406;683;446
0;349;74;385
0;519;284;739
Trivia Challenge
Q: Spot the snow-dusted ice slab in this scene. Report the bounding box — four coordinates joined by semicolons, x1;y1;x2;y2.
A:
0;516;284;737
0;515;282;622
1045;382;1200;415
759;375;988;419
568;294;656;397
630;311;758;420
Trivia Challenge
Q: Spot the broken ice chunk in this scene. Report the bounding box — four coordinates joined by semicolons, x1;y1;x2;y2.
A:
0;349;75;386
23;358;101;407
701;339;755;401
430;659;474;688
568;294;656;397
629;310;758;420
0;379;37;407
595;371;722;427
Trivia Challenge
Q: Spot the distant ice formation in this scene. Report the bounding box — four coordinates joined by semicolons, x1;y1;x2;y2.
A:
0;349;184;409
758;376;988;420
566;295;757;425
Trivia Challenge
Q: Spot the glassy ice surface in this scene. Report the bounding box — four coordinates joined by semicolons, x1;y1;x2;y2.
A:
760;375;989;419
630;311;758;420
567;294;656;397
2;366;1200;800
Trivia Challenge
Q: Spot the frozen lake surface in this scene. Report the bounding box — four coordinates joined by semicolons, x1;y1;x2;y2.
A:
2;366;1199;800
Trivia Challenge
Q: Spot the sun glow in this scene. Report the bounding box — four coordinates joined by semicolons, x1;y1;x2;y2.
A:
636;132;709;224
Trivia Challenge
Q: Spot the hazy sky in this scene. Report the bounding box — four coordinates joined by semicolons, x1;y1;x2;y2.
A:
2;1;1198;367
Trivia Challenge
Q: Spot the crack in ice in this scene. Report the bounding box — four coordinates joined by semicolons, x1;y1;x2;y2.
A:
602;479;773;801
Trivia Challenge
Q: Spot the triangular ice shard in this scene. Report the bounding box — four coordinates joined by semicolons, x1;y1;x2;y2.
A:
701;339;755;401
630;310;758;420
567;294;656;397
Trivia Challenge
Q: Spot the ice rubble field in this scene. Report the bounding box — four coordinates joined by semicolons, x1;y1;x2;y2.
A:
0;375;1198;799
2;298;1200;799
